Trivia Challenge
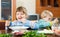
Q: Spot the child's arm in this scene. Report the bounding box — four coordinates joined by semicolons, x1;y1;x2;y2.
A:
35;20;52;28
9;20;17;26
5;20;17;26
52;18;59;24
5;20;10;26
29;20;51;29
29;21;40;30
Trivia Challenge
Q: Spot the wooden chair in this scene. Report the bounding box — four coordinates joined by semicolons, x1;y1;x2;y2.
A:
0;22;5;30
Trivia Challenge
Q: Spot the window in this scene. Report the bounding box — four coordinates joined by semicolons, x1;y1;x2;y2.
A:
1;0;12;20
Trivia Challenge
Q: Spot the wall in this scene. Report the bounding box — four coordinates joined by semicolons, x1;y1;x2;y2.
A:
0;0;1;20
16;0;36;15
36;0;60;17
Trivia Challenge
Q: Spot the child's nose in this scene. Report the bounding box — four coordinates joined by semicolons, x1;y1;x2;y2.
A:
19;15;21;16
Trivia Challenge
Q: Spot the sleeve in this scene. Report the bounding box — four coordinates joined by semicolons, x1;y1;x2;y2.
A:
31;23;40;30
30;20;52;30
9;22;16;26
29;21;40;30
36;20;51;28
49;21;53;26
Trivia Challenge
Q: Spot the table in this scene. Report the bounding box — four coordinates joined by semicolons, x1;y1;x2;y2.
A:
0;30;23;37
0;30;60;37
37;30;54;37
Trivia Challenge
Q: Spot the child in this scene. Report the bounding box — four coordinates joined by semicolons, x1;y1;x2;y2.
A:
5;6;37;30
35;10;58;30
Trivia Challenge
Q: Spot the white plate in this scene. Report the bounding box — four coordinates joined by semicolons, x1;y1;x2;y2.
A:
37;30;54;34
9;26;29;31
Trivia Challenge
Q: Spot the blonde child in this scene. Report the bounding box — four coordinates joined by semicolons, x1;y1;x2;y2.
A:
35;10;58;29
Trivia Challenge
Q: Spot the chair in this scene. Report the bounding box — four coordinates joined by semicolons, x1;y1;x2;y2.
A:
0;22;5;30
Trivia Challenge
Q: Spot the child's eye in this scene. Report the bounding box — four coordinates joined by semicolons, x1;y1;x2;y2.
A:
17;13;19;15
21;13;24;15
49;18;52;20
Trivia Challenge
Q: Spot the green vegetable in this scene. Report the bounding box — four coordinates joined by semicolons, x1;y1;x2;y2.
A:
0;34;12;37
23;30;47;37
46;26;50;30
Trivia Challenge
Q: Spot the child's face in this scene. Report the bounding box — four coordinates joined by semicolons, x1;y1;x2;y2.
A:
16;12;26;20
45;15;52;21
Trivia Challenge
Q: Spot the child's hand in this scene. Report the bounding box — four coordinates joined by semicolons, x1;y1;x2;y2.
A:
30;21;36;28
54;29;60;36
52;18;59;24
5;20;10;26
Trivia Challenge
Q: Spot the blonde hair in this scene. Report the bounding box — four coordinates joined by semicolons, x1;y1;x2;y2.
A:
41;10;53;18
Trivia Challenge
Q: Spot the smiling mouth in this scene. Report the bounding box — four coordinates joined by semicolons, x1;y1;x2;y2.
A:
18;17;23;19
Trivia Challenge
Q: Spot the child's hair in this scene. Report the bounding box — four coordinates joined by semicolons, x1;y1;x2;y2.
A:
41;10;53;18
16;6;27;15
